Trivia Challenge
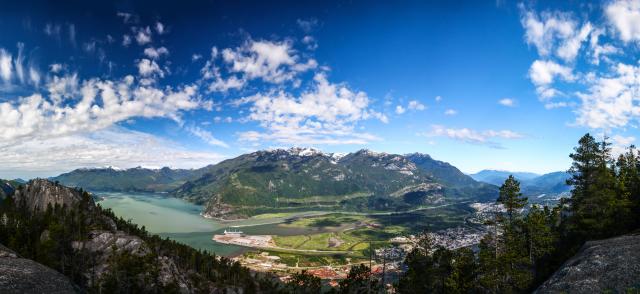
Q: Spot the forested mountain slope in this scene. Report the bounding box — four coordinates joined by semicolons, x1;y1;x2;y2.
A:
172;148;498;219
52;166;213;192
0;179;269;293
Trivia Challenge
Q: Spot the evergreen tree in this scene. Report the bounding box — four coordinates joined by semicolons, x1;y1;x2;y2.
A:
337;264;380;294
498;175;528;226
615;145;639;229
444;247;477;293
478;176;531;293
567;134;620;239
524;205;556;282
396;231;436;293
285;270;322;294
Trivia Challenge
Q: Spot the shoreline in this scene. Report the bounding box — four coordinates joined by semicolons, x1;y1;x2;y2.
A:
212;234;355;255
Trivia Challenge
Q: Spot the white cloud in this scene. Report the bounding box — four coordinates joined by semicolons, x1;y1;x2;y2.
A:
214;116;233;123
200;38;319;92
395;105;406;114
498;98;516;107
185;125;228;148
0;127;226;179
116;12;139;24
29;67;40;87
544;101;570;109
522;2;640;131
137;59;164;78
47;74;79;103
49;63;64;73
529;60;574;86
0;75;203;143
134;26;152;45
44;23;61;40
444;109;457;115
575;63;640;129
0;49;12;82
605;0;640;43
425;125;524;148
556;22;592;62
216;39;317;84
235;73;384;145
14;43;25;83
408;100;426;111
435;95;442;102
588;28;621;65
155;22;165;34
302;35;318;50
611;134;636;156
122;35;132;46
144;47;169;59
520;7;591;62
192;54;202;61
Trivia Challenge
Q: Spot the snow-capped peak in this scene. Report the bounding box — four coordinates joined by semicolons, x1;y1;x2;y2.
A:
286;147;324;157
330;152;347;160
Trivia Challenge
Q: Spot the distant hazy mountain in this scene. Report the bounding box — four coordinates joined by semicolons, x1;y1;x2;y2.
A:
522;171;571;195
469;170;540;186
469;169;571;197
51;166;212;192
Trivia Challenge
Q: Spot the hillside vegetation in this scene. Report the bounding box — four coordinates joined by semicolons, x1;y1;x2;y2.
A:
0;179;275;293
53;148;499;219
173;148;498;218
52;166;213;192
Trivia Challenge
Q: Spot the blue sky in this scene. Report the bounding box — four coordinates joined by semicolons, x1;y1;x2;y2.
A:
1;0;639;178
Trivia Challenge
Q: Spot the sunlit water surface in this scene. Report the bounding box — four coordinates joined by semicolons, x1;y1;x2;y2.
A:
95;192;330;257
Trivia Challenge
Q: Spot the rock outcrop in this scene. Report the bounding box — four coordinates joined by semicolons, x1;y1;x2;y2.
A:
13;179;93;212
536;233;640;293
0;244;78;294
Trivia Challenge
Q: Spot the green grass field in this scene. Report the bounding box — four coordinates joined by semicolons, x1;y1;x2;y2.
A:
241;203;476;267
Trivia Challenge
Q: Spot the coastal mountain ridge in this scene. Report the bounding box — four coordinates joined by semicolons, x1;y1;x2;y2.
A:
52;148;499;219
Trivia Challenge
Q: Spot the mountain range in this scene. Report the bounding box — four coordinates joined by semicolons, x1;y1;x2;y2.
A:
49;148;570;219
51;148;499;219
469;170;571;198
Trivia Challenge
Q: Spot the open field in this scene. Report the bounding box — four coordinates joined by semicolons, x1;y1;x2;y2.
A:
228;201;481;270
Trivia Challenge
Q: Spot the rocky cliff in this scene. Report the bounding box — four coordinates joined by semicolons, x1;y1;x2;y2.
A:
0;244;78;294
12;179;93;212
536;233;640;293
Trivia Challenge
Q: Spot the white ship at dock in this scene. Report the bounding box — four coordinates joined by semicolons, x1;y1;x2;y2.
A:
223;229;244;235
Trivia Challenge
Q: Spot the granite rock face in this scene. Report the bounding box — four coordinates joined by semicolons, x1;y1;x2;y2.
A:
13;179;93;212
536;233;640;293
0;244;78;294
